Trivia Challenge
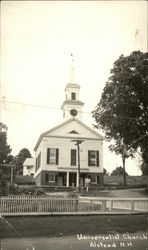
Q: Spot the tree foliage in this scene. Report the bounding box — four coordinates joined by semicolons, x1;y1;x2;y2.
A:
111;166;128;176
14;148;32;175
92;51;148;174
103;168;109;175
0;123;12;164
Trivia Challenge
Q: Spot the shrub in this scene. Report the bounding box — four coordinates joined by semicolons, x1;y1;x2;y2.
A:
34;188;46;196
66;191;78;198
9;184;20;195
8;185;46;196
0;180;9;196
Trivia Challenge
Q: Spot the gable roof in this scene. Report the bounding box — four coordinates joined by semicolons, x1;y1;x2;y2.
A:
34;118;103;151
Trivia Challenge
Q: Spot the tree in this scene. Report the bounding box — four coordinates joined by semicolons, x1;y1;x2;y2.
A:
141;151;148;175
0;122;12;164
111;166;128;176
5;154;14;164
14;148;32;175
103;168;109;175
92;51;148;177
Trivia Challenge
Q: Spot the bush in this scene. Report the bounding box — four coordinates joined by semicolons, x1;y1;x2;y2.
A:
0;180;9;196
9;184;20;195
34;188;46;196
8;185;46;196
66;191;78;198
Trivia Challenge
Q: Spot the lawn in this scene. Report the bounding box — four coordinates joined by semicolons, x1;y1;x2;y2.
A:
0;214;148;239
104;175;148;186
80;187;148;198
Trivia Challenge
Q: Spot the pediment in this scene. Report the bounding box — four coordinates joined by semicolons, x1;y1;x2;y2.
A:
34;118;103;151
44;118;103;139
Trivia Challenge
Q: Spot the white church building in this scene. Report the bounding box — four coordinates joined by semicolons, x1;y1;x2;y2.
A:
34;57;104;187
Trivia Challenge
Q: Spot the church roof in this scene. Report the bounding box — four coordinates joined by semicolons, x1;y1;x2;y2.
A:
34;118;104;151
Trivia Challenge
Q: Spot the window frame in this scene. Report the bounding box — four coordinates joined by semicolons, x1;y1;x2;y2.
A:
88;150;99;167
48;173;55;183
71;92;76;100
91;175;97;184
47;148;59;165
71;149;77;166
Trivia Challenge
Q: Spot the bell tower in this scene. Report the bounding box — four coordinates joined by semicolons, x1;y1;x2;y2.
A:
61;55;84;121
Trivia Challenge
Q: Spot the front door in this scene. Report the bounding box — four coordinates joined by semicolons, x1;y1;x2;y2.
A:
58;176;63;186
80;173;86;186
69;173;77;187
58;172;66;186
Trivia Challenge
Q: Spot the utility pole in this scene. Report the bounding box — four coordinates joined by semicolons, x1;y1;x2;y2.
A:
71;139;84;192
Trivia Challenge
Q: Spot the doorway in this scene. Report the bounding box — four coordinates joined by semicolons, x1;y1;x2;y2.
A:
69;173;77;187
58;172;66;186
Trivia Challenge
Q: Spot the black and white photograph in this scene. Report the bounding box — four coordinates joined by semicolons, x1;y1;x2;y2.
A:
0;0;148;249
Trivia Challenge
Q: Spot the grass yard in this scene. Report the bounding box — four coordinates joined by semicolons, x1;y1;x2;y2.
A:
0;214;148;239
81;187;148;198
104;175;148;186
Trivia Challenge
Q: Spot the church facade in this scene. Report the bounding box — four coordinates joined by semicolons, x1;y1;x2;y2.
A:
34;57;104;187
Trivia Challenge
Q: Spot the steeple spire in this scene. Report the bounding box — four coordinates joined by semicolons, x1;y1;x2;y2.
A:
69;54;76;84
61;54;84;121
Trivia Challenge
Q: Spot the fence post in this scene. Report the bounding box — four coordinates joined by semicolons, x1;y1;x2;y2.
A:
131;200;134;211
109;199;113;211
101;200;106;212
75;198;78;211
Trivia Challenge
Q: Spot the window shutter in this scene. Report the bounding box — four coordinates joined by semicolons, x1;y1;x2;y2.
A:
97;175;100;184
45;173;48;182
55;174;58;182
97;151;99;166
56;148;59;165
39;152;41;168
88;150;91;166
35;158;37;171
47;148;50;164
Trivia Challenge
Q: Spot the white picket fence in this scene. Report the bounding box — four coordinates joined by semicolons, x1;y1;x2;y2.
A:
0;196;148;215
79;197;148;212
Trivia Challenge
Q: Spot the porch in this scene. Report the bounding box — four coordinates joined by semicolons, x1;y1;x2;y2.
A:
37;170;103;187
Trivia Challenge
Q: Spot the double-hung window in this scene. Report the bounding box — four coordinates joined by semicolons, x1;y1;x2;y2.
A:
71;149;77;166
46;173;55;183
47;148;59;165
88;150;99;167
91;175;97;184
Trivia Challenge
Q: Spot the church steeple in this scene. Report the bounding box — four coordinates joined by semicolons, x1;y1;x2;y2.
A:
61;54;84;121
69;54;76;84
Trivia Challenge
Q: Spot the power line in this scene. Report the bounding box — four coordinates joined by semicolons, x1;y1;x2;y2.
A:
1;100;60;110
0;100;91;114
1;100;147;121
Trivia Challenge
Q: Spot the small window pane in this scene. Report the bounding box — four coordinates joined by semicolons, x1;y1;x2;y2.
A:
71;92;76;100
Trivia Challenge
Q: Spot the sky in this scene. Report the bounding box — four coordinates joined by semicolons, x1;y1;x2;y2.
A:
1;0;147;175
